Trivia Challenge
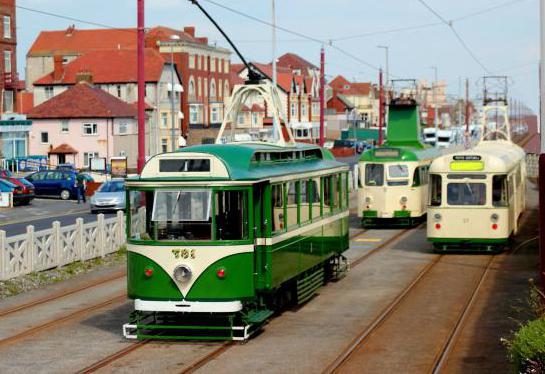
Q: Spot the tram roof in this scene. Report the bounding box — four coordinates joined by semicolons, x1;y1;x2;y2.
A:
359;145;442;163
429;140;525;173
133;142;349;182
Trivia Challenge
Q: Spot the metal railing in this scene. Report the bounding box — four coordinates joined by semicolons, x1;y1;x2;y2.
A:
0;211;129;281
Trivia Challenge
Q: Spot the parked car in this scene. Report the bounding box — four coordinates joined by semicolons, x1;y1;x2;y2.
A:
0;169;35;205
0;178;16;192
89;179;126;213
56;163;76;171
25;170;94;200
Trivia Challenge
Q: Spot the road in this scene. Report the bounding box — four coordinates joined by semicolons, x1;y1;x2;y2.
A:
0;198;117;237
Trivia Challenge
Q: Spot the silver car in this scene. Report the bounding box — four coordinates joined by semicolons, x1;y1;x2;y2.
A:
90;179;125;213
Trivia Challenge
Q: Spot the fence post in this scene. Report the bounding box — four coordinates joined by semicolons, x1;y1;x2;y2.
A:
117;210;125;247
0;230;5;280
97;214;106;258
27;225;35;274
76;218;84;261
53;221;62;268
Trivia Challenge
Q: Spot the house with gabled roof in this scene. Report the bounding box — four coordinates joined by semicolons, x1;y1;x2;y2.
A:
27;82;140;169
31;48;182;155
329;75;378;127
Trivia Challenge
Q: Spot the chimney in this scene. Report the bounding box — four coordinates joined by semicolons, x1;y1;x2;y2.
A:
196;37;208;45
53;55;64;81
75;71;93;84
65;24;75;36
183;26;195;37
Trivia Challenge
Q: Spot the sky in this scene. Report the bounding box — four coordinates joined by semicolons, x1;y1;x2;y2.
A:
17;0;540;112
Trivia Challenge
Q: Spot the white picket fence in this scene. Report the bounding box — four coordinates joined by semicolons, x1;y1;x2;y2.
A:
0;211;128;281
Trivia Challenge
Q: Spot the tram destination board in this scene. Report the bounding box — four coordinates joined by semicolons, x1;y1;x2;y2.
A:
453;155;481;161
374;149;400;158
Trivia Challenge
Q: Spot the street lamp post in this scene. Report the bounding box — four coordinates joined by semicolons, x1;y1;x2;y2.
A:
170;34;181;152
430;66;438;145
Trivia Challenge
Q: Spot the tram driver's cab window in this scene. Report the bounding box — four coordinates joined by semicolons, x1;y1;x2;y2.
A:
215;190;248;240
492;175;509;207
151;190;213;241
429;174;442;206
365;164;384;186
447;183;486;206
271;184;285;234
387;164;409;186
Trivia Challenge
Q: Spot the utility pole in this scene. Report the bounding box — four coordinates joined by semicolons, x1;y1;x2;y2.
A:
458;77;463;126
319;46;325;147
169;35;180;152
377;45;389;86
539;0;545;294
378;69;384;146
431;66;438;143
137;0;145;173
272;0;277;88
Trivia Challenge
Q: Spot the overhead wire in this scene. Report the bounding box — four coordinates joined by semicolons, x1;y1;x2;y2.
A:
415;0;491;74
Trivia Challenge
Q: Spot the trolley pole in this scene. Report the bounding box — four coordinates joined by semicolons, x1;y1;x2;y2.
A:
319;46;325;147
378;69;384;146
137;0;146;173
465;78;470;133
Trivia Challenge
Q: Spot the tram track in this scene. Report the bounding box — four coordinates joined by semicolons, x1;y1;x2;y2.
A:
0;270;126;318
0;292;126;348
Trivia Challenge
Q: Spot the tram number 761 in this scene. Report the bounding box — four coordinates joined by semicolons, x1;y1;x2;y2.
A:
172;249;196;259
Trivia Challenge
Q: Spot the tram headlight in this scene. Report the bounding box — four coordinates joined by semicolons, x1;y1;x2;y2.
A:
433;213;442;222
400;196;408;204
173;264;192;283
490;213;499;223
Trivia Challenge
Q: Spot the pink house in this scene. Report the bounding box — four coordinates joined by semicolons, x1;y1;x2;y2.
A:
27;82;137;169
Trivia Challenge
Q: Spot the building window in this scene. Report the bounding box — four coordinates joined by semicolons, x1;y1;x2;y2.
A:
83;152;99;168
224;81;230;98
189;54;195;69
161;112;168;128
45;86;54;100
237;114;244;125
198;77;202;97
190;105;199;124
252;112;258;126
224;60;229;74
4;50;11;73
83;123;98;135
290;102;297;118
218;59;223;73
3;90;12;112
116;85;122;98
3;16;10;39
312;102;320;116
210;79;216;99
203;56;208;71
40;132;49;144
218;79;223;99
118;122;128;134
197;55;202;70
188;76;196;98
301;103;307;117
61;120;69;134
161;138;168;153
211;107;219;123
210;58;216;72
204;78;208;98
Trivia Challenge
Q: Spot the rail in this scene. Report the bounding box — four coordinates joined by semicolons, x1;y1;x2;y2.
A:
0;211;134;281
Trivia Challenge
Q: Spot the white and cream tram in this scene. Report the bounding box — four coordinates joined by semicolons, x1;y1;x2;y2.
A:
427;140;526;251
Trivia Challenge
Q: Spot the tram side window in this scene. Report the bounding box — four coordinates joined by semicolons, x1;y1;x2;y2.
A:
128;190;149;240
331;174;340;211
215;190;248;240
151;190;212;241
271;184;285;234
365;164;384;186
286;182;298;228
447;183;486;206
429;174;442;206
492;175;509;207
412;167;421;187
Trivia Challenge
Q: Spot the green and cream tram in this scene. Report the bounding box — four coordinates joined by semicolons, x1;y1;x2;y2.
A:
358;97;443;227
427;140;526;250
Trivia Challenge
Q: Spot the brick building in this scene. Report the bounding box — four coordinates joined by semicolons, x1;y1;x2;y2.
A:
0;0;17;113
